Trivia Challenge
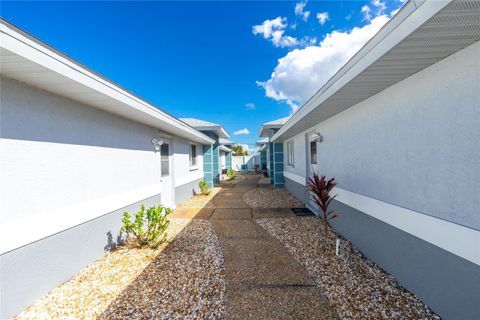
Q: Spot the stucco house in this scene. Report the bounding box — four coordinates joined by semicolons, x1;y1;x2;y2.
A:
180;118;231;186
219;138;235;173
0;19;218;318
260;1;480;319
256;137;269;174
258;117;290;186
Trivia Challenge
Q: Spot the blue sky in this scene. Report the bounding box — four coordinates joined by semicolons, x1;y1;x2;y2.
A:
1;1;404;150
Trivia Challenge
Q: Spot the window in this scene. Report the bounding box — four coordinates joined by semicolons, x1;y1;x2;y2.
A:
161;143;169;177
310;141;317;164
287;140;294;166
189;144;197;168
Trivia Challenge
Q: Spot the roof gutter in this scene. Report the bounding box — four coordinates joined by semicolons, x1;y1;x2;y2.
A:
0;19;215;145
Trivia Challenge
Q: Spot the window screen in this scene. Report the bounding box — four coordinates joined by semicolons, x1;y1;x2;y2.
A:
161;143;169;177
287;140;294;166
190;144;197;167
310;141;317;165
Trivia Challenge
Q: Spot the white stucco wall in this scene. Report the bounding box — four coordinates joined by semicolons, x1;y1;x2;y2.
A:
283;40;480;230
0;77;198;253
172;137;204;188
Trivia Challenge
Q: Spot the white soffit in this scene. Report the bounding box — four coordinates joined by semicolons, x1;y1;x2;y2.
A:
220;145;232;152
0;20;214;145
272;0;480;141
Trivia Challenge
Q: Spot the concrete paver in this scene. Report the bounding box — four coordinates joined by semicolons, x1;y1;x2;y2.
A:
169;207;214;219
252;208;296;219
211;219;266;239
214;191;245;199
208;173;337;319
221;237;313;286
226;287;338;320
214;198;251;208
210;208;252;220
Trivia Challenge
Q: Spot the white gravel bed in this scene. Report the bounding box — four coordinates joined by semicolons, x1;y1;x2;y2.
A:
220;174;245;185
243;188;303;208
15;219;226;320
257;217;439;320
176;187;222;208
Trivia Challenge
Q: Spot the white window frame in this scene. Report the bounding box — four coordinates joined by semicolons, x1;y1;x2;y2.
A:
189;143;199;170
287;140;295;167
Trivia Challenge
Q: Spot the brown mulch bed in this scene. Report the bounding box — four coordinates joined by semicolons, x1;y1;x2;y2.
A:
15;219;226;319
256;217;439;320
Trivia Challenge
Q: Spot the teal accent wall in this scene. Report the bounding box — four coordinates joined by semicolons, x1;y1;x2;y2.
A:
273;142;284;187
202;131;220;186
213;143;220;184
260;150;267;169
269;142;274;184
203;143;214;188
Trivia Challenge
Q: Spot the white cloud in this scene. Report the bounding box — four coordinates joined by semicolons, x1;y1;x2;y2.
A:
363;0;386;21
245;102;256;110
295;1;310;21
257;15;390;113
316;12;329;25
234;128;250;135
372;0;387;15
252;17;299;48
361;5;372;21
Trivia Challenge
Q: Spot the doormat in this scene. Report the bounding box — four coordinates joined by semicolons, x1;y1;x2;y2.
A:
291;207;315;216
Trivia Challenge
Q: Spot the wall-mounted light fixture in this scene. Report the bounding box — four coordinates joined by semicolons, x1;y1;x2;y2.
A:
151;138;164;152
312;132;323;143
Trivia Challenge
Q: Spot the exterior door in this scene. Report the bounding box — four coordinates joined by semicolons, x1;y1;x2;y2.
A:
160;140;173;207
221;151;226;170
305;133;319;212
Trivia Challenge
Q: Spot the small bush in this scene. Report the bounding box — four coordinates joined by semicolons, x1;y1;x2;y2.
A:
226;168;235;179
121;204;171;248
199;180;211;195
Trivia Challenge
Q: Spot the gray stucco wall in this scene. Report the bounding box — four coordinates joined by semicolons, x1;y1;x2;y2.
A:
285;177;309;204
285;177;480;320
0;194;161;319
175;177;203;205
283;41;480;230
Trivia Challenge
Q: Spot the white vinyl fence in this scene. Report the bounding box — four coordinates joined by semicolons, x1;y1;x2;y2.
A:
232;155;261;172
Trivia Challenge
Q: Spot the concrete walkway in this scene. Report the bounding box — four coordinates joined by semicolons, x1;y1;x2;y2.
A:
211;174;337;320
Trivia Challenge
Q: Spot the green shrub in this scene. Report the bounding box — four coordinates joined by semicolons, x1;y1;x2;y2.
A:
226;168;235;179
199;180;211;195
121;204;171;248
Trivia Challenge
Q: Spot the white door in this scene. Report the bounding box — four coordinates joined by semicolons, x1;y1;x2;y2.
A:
160;140;173;208
221;151;226;170
305;133;319;212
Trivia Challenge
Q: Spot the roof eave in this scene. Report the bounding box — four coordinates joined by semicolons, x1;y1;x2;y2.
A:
272;0;456;142
259;124;282;138
220;145;232;152
0;19;215;145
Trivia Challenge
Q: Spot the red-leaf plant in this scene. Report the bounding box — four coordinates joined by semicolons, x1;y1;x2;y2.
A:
307;173;337;233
